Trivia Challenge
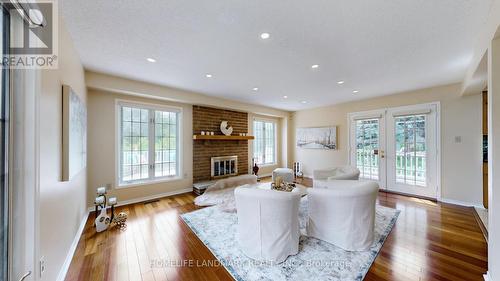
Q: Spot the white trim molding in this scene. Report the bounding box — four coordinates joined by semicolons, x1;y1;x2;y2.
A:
56;212;89;281
87;187;193;213
483;272;491;281
439;198;484;209
257;172;272;179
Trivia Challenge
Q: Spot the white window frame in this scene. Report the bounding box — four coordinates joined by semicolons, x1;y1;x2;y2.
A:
252;118;277;166
115;99;183;188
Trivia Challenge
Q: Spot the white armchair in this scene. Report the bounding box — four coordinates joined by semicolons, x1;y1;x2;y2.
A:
235;187;301;263
313;166;360;187
307;180;378;251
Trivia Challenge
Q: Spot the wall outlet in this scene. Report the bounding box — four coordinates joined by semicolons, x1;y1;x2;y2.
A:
105;183;112;190
454;136;462;143
39;256;46;277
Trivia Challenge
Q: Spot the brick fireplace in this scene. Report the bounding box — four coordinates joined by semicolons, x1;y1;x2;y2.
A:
192;106;249;182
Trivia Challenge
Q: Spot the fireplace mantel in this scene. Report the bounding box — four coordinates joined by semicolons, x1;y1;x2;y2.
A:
192;135;254;141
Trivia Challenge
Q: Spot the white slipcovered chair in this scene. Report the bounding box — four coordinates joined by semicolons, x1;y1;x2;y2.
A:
312;166;360;187
307;180;379;251
235;187;301;263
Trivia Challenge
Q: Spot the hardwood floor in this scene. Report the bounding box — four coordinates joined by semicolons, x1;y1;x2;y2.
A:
66;181;487;281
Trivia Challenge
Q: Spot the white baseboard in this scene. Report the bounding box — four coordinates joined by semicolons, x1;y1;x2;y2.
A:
484;272;491;281
87;187;193;212
57;211;89;281
257;173;272;179
439;198;483;209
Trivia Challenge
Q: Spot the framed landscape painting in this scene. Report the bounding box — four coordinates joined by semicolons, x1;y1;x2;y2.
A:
62;85;87;181
296;126;337;150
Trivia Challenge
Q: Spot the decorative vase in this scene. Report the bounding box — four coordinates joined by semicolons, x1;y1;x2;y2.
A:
95;208;110;233
253;162;259;177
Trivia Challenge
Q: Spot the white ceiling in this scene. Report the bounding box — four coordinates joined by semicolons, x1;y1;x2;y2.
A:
61;0;493;111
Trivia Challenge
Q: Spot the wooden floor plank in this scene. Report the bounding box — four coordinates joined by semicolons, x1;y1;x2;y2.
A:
66;178;487;281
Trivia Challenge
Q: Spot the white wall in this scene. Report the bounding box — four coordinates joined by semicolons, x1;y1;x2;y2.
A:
39;19;88;281
291;83;483;206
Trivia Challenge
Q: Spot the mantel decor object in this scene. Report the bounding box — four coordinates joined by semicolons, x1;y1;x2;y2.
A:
220;121;233;136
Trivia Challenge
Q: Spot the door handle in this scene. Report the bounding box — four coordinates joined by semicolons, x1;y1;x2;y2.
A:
19;271;31;281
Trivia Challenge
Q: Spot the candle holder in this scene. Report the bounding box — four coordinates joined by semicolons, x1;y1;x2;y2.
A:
93;186;127;232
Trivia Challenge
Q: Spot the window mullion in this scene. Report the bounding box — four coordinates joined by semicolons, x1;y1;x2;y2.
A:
149;109;155;180
119;107;124;183
262;122;266;164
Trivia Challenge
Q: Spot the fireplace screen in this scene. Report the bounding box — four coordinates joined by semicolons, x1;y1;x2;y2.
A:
211;156;238;178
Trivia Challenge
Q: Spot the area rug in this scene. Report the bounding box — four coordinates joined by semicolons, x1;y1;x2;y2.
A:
181;198;400;281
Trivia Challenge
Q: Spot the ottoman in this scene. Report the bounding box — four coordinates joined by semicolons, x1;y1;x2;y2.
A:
272;168;294;183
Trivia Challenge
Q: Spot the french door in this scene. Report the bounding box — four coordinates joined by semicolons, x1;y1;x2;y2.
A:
349;103;440;199
2;4;39;281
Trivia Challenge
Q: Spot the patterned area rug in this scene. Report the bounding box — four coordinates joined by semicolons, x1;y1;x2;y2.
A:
181;198;400;281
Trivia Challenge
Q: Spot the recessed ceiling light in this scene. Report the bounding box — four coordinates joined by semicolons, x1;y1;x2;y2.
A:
283;95;288;99
337;80;345;85
311;64;319;69
253;87;259;91
260;32;270;39
353;90;359;94
146;58;156;63
300;100;307;104
205;74;213;78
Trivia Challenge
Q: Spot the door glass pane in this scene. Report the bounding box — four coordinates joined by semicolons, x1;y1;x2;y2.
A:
395;115;426;186
355;119;379;180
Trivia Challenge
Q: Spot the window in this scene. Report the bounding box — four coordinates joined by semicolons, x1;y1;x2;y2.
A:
253;119;276;165
118;102;181;186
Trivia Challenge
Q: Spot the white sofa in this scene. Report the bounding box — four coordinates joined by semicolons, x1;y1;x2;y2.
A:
235;187;301;263
312;166;360;187
307;180;379;251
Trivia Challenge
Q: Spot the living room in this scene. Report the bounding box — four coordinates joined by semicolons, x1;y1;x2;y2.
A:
2;1;500;281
